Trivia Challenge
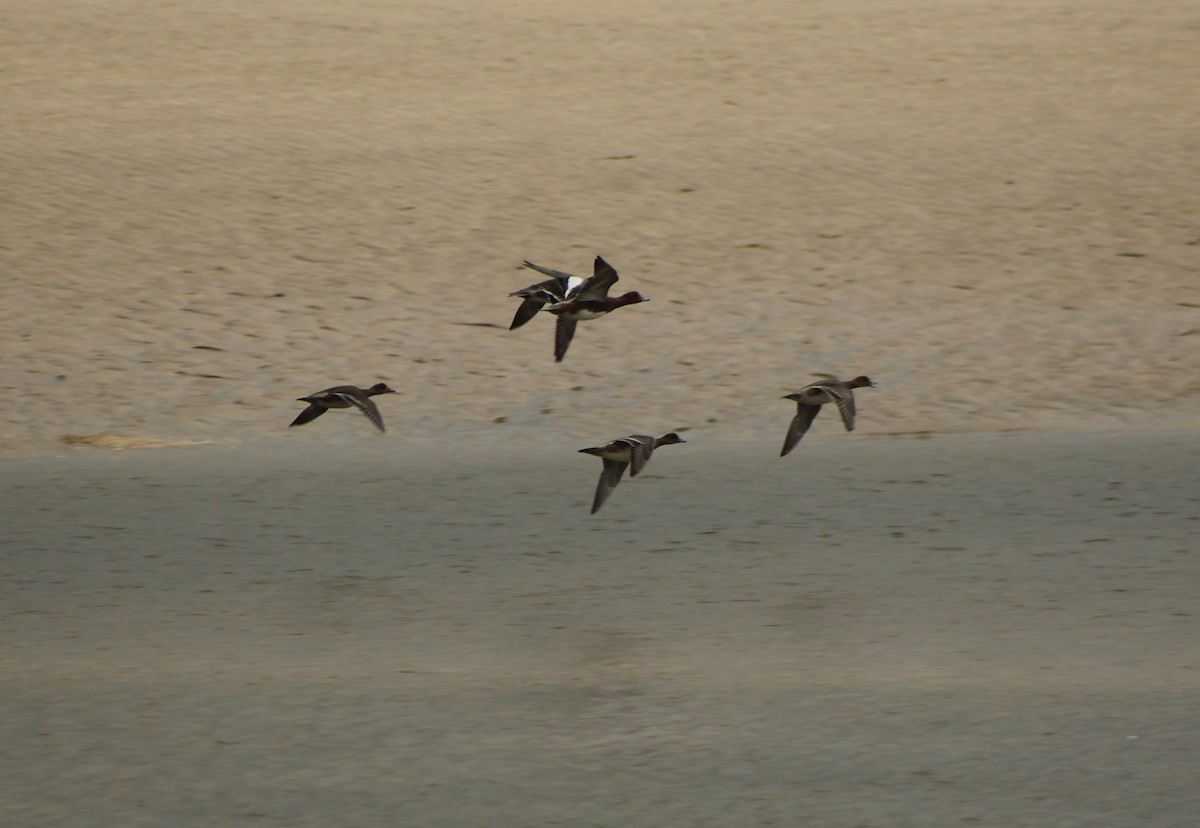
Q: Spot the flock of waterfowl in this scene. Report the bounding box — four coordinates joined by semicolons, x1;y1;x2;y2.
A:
289;255;874;513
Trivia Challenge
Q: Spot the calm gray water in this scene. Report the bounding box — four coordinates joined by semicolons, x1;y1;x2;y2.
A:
3;431;1198;827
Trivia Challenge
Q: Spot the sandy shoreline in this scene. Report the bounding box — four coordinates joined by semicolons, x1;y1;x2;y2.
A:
4;431;1199;825
2;0;1199;454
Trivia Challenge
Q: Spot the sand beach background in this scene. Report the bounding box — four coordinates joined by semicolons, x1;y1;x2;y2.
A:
3;0;1199;450
2;0;1199;824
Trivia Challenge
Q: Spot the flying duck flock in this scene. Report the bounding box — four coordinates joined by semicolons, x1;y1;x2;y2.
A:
289;255;875;513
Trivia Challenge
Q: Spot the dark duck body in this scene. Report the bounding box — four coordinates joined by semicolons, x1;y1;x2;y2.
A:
578;431;686;514
290;383;396;433
780;375;875;456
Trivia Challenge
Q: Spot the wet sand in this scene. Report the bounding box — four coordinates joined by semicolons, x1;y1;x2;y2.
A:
3;430;1198;826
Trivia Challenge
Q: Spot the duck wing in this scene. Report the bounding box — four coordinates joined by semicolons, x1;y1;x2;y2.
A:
522;260;578;284
510;269;576;330
781;403;821;456
575;256;620;300
339;392;387;433
828;388;856;431
511;276;569;302
289;403;327;428
592;458;630;514
553;316;578;362
509;298;544;330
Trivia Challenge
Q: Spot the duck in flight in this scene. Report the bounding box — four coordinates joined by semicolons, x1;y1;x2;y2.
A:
578;431;686;514
780;375;875;456
509;255;648;362
289;383;396;433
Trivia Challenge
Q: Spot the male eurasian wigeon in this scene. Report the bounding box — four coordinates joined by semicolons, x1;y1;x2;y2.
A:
780;375;875;456
578;431;686;514
289;383;396;433
510;255;648;362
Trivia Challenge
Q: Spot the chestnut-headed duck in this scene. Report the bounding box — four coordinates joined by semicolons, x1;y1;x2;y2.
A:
510;255;648;362
780;375;875;456
290;383;396;433
578;431;686;514
545;256;648;361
